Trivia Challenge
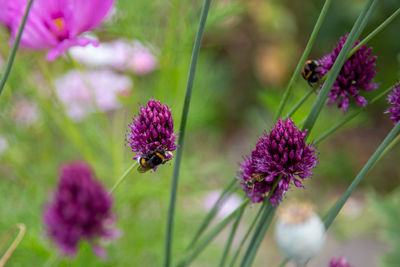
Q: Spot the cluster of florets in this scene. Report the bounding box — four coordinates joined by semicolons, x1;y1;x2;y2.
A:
385;82;400;124
126;99;177;162
319;34;378;113
329;256;353;267
239;119;318;205
43;162;117;257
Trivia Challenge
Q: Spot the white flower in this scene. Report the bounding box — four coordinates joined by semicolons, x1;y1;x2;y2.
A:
274;202;325;264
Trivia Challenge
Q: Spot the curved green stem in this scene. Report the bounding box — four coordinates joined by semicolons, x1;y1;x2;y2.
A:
286;88;316;118
109;162;138;194
314;85;393;145
302;0;379;138
164;1;212;266
219;203;246;267
324;122;400;230
275;0;332;120
187;178;237;250
229;202;266;267
0;0;34;96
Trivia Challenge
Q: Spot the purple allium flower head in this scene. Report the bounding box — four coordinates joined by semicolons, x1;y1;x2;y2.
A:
239;118;318;205
329;256;354;267
126;99;177;163
43;162;117;257
319;34;377;113
385;81;400;124
0;0;114;61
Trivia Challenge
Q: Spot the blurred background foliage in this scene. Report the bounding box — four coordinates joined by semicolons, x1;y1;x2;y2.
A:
0;0;399;266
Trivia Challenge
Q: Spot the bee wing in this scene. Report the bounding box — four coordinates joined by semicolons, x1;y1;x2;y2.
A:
137;165;149;173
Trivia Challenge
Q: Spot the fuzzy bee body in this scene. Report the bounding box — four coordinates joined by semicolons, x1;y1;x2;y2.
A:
137;151;166;173
301;60;321;86
245;173;267;193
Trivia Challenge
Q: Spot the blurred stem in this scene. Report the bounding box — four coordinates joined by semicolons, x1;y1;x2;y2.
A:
219;203;246;267
279;258;291;267
302;0;378;138
239;176;282;267
376;133;400;163
109;161;138;194
314;85;393;145
349;7;400;58
187;178;237;250
176;199;251;267
0;0;34;96
286;88;316;118
164;1;212;266
274;0;332;120
324;122;400;230
229;201;266;267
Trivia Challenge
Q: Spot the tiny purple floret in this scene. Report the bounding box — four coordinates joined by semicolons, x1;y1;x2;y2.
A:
126;99;177;164
239;118;318;205
319;34;377;113
385;81;400;124
329;256;354;267
43;162;117;257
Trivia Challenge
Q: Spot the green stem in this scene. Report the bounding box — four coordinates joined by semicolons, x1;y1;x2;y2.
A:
0;0;34;96
376;133;400;162
109;162;138;194
286;88;316;118
219;204;246;267
349;7;400;58
228;202;266;267
279;258;291;267
177;199;251;267
302;0;378;138
187;178;237;250
275;0;332;120
314;85;393;145
324;122;400;230
164;1;212;266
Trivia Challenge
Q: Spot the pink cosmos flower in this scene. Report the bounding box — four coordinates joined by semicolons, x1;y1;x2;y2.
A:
0;0;114;61
54;69;132;121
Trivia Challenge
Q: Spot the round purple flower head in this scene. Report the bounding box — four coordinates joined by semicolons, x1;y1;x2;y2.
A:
126;99;177;166
239;118;318;205
329;256;353;267
385;81;400;124
44;162;117;258
319;34;377;113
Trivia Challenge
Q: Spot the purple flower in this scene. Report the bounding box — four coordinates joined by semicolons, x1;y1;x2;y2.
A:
126;99;177;164
54;69;132;121
43;162;117;257
239;119;318;205
329;256;353;267
0;0;114;61
385;81;400;124
319;34;377;113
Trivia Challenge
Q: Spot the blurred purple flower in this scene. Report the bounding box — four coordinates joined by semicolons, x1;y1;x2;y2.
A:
54;70;132;121
203;191;242;220
126;99;177;162
43;161;117;257
329;256;353;267
13;99;39;127
239;118;318;205
385;81;400;124
69;39;157;75
0;0;114;61
319;34;377;113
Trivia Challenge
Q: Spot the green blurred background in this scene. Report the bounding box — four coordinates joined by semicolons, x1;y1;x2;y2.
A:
0;0;400;266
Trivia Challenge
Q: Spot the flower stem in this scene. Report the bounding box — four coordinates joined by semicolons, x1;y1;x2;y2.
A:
324;122;400;230
302;0;379;137
279;258;291;267
286;88;316;118
376;133;400;163
219;203;246;267
314;85;393;145
0;0;34;96
109;162;138;194
187;178;237;250
228;201;266;267
274;0;332;120
176;199;251;267
164;1;212;266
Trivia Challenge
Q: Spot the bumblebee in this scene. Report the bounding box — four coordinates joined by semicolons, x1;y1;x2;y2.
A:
245;173;267;193
301;60;321;86
137;150;167;173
